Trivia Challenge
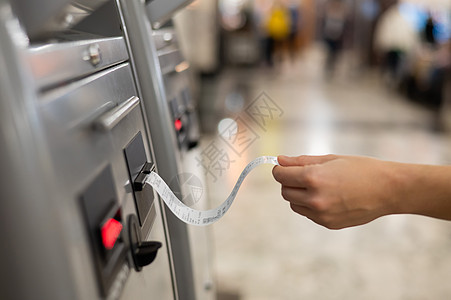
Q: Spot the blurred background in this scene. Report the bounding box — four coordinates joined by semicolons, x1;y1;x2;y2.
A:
174;0;451;299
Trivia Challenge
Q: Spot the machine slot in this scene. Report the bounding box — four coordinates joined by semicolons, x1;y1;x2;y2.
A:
124;132;155;230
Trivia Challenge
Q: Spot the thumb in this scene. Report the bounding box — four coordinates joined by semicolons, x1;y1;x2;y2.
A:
278;154;338;167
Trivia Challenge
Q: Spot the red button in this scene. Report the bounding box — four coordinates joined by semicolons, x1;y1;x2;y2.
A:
174;119;182;131
101;218;123;250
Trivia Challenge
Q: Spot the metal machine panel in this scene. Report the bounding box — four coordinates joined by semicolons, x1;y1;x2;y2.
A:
38;64;137;189
153;29;179;51
35;60;174;298
117;1;213;299
0;2;176;296
0;4;81;299
27;36;128;90
116;0;196;298
159;48;184;75
11;0;110;40
146;0;194;28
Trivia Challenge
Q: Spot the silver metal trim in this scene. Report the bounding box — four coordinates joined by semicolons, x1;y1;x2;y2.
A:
158;48;183;75
94;96;140;131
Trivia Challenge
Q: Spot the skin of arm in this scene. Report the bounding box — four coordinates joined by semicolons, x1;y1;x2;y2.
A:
272;155;451;229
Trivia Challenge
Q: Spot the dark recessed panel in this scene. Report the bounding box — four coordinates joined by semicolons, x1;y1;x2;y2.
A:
124;132;154;226
80;165;126;297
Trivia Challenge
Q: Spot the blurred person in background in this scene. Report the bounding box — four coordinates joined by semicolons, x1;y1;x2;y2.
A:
287;0;302;61
254;0;275;66
374;2;419;89
424;13;437;46
407;10;450;110
322;0;349;76
273;154;451;230
264;0;292;66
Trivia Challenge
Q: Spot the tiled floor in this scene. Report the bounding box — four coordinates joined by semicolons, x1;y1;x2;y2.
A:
200;46;451;300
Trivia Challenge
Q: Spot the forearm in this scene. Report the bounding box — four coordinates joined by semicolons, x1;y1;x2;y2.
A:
389;162;451;220
273;155;451;229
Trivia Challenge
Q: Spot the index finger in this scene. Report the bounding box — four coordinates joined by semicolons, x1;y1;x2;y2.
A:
272;165;311;188
278;155;338;166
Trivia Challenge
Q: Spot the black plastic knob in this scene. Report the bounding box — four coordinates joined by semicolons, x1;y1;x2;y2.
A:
134;241;162;268
128;214;161;271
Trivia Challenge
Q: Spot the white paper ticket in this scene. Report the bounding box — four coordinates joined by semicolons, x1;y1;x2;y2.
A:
144;156;279;226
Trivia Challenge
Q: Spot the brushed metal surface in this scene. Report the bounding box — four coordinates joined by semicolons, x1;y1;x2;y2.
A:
0;3;83;299
11;0;109;39
145;0;194;29
27;36;128;90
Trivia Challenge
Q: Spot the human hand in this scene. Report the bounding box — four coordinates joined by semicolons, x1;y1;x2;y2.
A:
272;155;398;229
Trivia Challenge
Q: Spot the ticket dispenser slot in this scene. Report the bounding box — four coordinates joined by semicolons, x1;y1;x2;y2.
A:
80;166;127;297
123;131;162;272
124;132;154;227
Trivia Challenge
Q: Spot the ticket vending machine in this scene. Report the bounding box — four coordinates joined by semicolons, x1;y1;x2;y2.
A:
0;0;177;299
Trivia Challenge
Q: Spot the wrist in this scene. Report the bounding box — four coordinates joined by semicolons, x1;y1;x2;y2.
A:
386;162;451;219
380;161;418;215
